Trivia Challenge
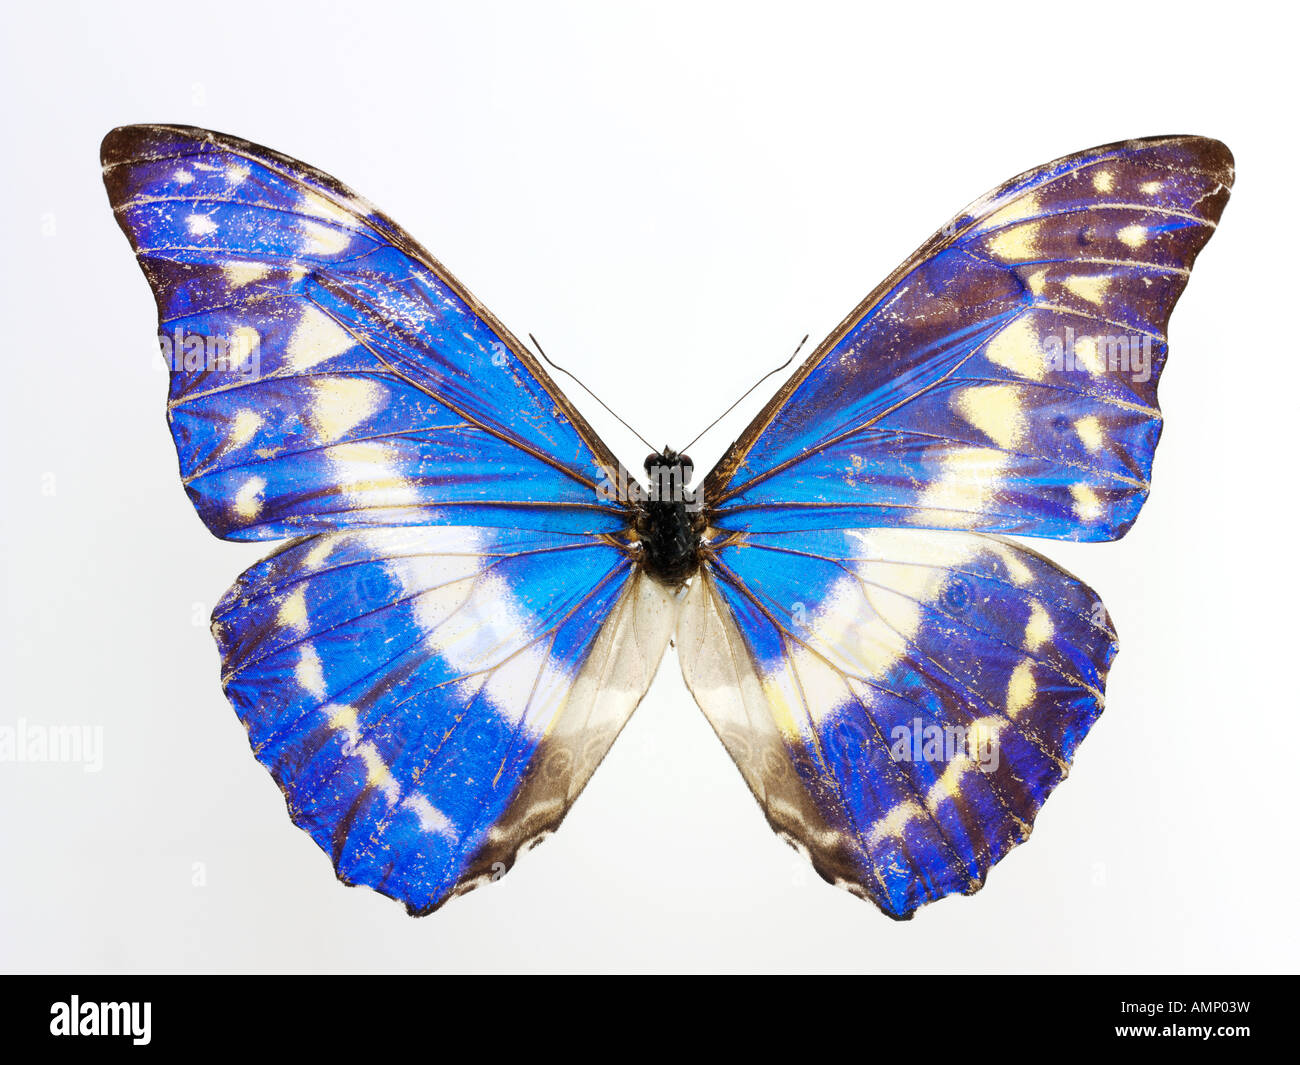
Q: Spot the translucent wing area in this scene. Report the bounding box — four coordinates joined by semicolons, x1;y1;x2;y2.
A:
705;136;1233;541
678;528;1116;918
214;525;675;913
102;125;624;539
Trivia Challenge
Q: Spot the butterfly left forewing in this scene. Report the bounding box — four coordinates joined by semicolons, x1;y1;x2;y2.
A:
103;124;624;540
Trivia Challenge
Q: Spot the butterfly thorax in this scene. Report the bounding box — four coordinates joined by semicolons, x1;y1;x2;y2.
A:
635;449;704;586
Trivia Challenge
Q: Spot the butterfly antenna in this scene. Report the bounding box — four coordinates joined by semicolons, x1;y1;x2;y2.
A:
680;334;809;454
528;334;656;453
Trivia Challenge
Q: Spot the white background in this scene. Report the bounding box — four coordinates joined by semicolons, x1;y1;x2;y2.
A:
2;0;1295;973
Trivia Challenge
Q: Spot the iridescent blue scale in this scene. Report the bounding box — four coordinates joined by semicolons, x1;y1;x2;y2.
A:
104;126;1232;917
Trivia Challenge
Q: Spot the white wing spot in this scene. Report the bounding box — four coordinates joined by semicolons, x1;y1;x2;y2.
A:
186;214;218;237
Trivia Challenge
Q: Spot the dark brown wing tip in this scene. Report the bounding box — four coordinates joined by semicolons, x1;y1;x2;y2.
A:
100;124;143;166
101;123;175;168
1150;135;1235;202
1181;135;1235;186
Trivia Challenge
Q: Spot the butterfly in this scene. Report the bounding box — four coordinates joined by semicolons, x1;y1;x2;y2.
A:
102;126;1232;919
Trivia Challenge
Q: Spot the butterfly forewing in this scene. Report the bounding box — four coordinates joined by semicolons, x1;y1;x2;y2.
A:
705;136;1233;541
102;124;623;540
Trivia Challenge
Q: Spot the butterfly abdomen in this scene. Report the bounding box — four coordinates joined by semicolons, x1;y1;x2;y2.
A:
636;450;704;586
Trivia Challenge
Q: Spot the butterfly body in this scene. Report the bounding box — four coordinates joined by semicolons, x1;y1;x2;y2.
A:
102;126;1232;918
634;449;703;585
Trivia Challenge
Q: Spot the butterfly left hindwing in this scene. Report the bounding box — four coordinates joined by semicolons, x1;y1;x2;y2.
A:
215;525;674;912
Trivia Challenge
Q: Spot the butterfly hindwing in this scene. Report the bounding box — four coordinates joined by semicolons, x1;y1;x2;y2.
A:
680;527;1116;917
706;136;1234;541
214;525;675;912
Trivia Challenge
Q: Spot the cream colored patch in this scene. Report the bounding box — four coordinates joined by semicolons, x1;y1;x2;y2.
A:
1023;267;1051;298
224;261;271;287
1117;224;1147;248
1073;415;1105;452
806;527;978;688
330;441;421;507
358;743;401;804
1070;483;1104;521
985;316;1048;381
987;222;1041;260
1072;334;1107;375
233;475;265;519
1140;180;1162;195
927;758;972;811
912;448;1008;527
227;326;260;373
226;164;250;184
1025;601;1054;651
309;376;384;442
296;644;327;698
982;192;1041;229
277;587;309;633
300;190;358;227
986;539;1035;587
1064;274;1110;306
327;703;358;730
186;213;217;237
759;651;846;741
1006;659;1037;718
299;218;351;256
286;305;356;371
953;384;1027;449
229;408;264;447
402;794;457;838
750;677;823;747
303;537;338;571
173;169;194;185
1093;170;1115;193
869;800;924;845
967;716;1005;759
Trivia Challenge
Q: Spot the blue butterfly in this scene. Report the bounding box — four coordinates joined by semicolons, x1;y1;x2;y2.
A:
102;126;1232;918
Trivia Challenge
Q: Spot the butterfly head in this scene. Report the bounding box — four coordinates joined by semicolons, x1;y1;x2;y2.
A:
643;448;694;486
